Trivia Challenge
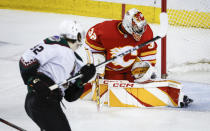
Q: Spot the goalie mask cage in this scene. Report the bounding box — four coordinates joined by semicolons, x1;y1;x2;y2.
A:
121;0;210;79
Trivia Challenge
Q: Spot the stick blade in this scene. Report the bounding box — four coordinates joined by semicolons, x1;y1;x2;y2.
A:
159;13;168;37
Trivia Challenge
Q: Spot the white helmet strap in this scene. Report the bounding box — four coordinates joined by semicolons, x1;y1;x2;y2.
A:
67;41;82;51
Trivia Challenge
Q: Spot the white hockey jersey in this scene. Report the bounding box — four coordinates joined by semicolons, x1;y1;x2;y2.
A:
20;36;84;87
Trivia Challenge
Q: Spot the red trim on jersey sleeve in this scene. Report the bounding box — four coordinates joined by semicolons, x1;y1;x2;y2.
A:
138;25;157;66
85;39;105;51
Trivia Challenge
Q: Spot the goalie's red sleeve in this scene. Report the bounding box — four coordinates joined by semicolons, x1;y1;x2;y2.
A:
85;22;105;52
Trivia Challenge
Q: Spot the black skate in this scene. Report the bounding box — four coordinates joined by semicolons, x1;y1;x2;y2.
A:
180;95;193;108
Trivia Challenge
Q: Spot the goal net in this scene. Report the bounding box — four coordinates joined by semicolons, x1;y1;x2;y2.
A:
161;0;210;81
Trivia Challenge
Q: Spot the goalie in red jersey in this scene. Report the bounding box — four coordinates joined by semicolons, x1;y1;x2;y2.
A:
84;8;157;82
82;8;193;108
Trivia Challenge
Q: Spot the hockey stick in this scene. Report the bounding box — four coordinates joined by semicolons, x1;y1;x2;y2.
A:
95;74;101;112
49;36;160;90
0;118;27;131
49;13;168;90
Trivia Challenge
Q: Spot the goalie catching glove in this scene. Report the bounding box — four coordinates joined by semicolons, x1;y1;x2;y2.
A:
131;61;156;83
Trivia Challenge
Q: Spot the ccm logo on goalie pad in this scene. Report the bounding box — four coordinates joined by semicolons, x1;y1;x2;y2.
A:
102;80;134;88
112;83;134;88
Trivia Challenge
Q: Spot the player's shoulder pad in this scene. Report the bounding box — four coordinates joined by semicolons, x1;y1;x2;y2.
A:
44;36;69;48
74;52;83;62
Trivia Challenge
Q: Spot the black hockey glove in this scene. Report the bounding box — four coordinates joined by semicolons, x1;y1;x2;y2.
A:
64;79;84;102
27;74;62;101
80;64;96;84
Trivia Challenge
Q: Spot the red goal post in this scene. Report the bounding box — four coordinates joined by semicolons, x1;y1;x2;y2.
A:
161;0;167;79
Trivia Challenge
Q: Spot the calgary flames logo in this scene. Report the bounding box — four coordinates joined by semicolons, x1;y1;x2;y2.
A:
110;46;138;68
134;12;145;22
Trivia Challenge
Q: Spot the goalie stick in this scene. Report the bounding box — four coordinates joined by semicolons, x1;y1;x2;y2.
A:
0;118;27;131
49;13;168;90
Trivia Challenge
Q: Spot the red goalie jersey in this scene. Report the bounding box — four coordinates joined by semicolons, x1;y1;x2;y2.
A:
85;20;157;82
85;20;157;81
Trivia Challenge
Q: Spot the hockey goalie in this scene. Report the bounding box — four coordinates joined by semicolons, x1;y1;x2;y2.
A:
81;8;193;108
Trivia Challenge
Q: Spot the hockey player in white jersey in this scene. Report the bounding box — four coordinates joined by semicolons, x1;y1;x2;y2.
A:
19;20;96;131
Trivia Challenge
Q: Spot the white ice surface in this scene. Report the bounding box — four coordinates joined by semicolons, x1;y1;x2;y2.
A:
0;9;210;131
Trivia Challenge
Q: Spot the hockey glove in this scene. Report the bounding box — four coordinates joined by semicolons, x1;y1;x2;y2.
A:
131;61;156;83
27;74;62;101
64;79;84;102
80;64;96;84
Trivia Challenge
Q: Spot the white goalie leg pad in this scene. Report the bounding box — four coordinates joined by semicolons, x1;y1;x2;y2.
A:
84;47;94;64
89;53;106;82
178;91;185;107
93;53;105;75
84;47;105;82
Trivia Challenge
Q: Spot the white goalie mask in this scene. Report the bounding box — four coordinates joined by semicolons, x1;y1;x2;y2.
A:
122;8;147;41
59;20;85;51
